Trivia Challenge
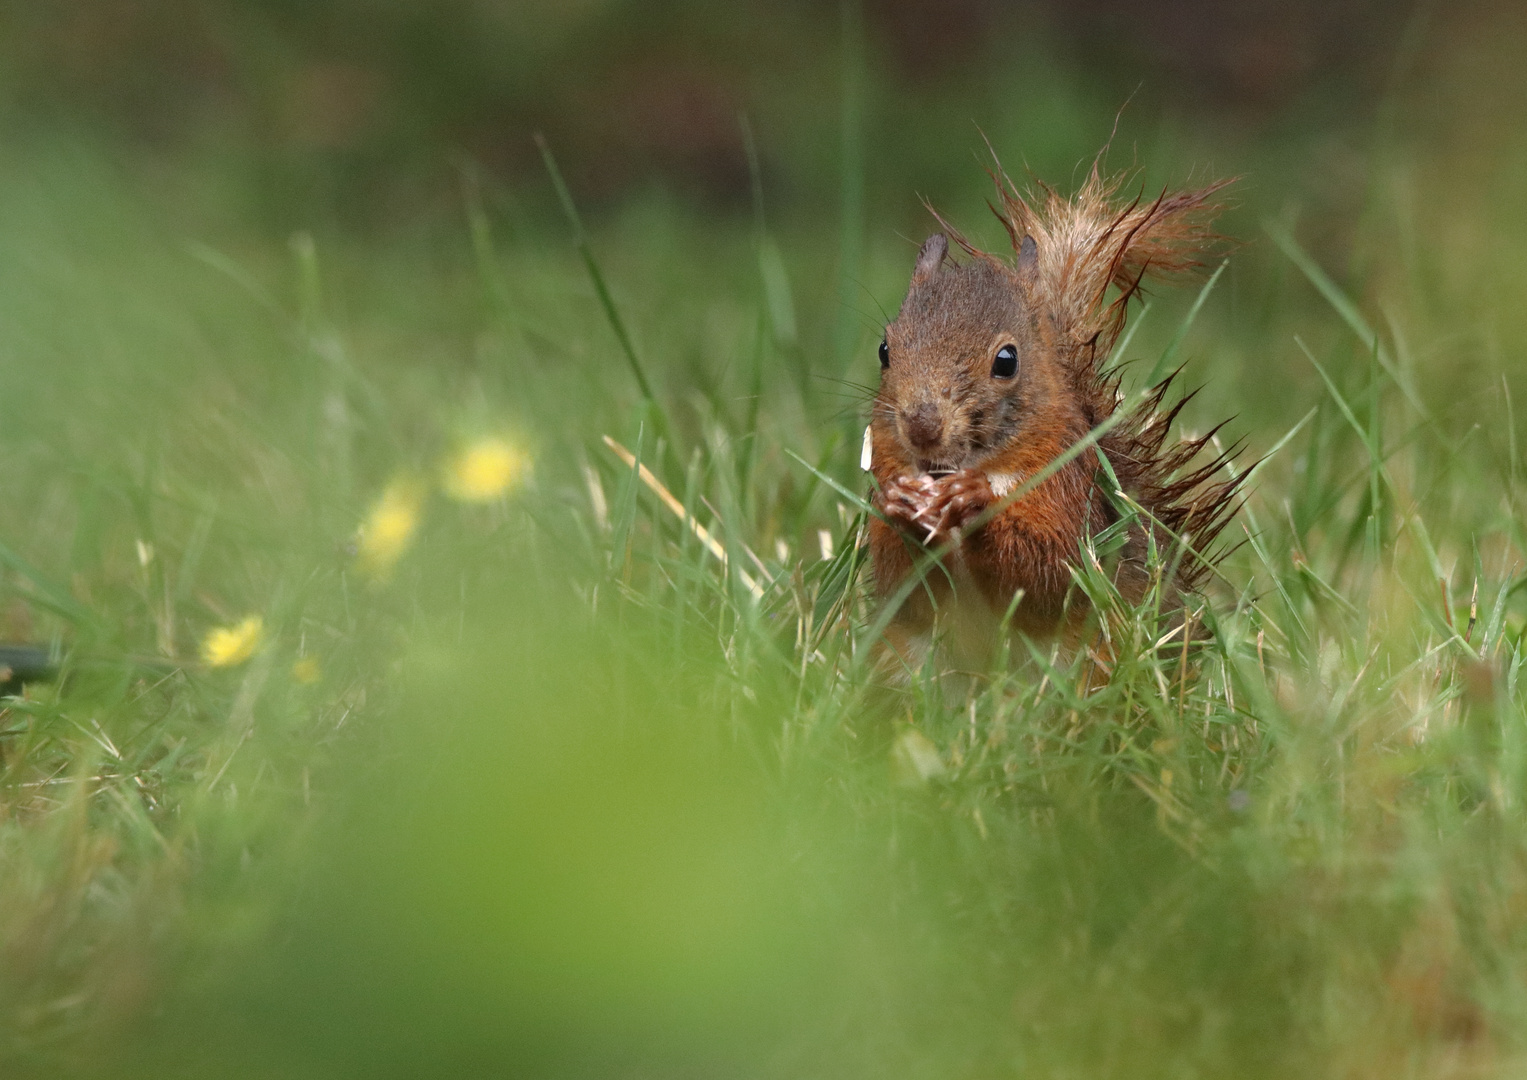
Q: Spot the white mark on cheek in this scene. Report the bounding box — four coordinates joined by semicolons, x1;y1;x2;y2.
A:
861;425;874;472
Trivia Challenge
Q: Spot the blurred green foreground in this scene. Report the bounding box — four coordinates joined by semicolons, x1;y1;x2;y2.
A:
3;4;1527;1077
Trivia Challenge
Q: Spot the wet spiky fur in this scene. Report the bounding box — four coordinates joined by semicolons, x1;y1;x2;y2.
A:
982;163;1243;592
868;158;1244;651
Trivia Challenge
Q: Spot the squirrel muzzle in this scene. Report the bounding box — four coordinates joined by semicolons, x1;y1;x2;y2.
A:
900;402;945;454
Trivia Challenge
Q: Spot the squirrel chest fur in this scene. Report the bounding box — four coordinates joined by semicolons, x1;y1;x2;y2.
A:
867;163;1242;653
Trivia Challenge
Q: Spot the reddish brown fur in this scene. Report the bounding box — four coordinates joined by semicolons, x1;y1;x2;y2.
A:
868;158;1242;654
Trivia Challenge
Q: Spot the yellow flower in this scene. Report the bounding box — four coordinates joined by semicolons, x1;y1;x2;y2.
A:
201;615;264;668
292;657;321;685
442;437;530;503
357;477;425;577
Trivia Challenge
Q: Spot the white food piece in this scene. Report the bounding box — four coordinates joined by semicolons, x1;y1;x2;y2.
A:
860;425;874;471
987;471;1023;498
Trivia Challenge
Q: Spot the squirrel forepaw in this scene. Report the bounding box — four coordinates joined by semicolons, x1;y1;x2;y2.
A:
920;470;993;543
878;474;937;531
878;471;991;546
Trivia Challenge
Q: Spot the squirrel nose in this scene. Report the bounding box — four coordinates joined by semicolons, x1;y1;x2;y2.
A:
902;403;944;450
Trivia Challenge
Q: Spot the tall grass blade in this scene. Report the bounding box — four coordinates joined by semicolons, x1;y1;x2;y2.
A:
0;538;102;632
604;436;764;601
1146;261;1226;383
460;162;517;327
833;0;866;381
535;134;658;405
1266;221;1429;419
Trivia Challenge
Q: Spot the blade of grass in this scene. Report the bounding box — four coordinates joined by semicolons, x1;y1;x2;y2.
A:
1219;409;1317;641
833;0;867;380
0;538;102;632
1295;338;1393;578
739;114;771;493
1112;299;1152;363
535;134;658;406
603;436;763;601
460;162;517;328
1146;260;1227;384
1267;222;1429;420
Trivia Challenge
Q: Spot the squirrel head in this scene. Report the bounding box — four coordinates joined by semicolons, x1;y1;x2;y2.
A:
877;233;1058;475
873;162;1230;477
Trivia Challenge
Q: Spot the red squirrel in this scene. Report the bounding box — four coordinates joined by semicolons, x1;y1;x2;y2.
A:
866;160;1242;661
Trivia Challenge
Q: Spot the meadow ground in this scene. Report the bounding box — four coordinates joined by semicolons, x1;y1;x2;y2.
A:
1;84;1527;1077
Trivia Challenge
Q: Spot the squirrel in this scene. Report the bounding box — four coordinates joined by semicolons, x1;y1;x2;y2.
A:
865;159;1243;664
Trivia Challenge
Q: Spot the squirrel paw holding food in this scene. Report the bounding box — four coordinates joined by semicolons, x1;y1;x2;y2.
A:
866;155;1246;650
879;471;991;547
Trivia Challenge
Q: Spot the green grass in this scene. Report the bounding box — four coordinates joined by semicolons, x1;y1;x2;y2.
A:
0;115;1525;1078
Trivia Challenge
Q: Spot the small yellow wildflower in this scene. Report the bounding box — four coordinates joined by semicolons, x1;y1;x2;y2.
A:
442;437;530;503
292;657;321;685
357;477;425;577
201;615;264;668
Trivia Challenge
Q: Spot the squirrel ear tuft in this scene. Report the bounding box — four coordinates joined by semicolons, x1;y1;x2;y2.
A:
912;233;947;284
1018;234;1037;278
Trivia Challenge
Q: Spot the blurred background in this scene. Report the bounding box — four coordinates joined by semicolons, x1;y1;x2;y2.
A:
2;3;1527;1078
3;0;1523;435
0;0;1513;243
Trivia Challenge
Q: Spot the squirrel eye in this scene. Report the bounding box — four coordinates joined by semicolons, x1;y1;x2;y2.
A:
878;340;890;369
991;343;1018;379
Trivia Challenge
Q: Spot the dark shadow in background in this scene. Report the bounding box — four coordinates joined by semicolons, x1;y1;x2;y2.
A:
0;0;1463;219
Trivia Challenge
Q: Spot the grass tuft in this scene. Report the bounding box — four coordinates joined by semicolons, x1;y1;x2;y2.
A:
0;117;1524;1077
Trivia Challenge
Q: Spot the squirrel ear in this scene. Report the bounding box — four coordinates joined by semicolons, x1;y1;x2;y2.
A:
1018;234;1037;279
912;233;947;284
